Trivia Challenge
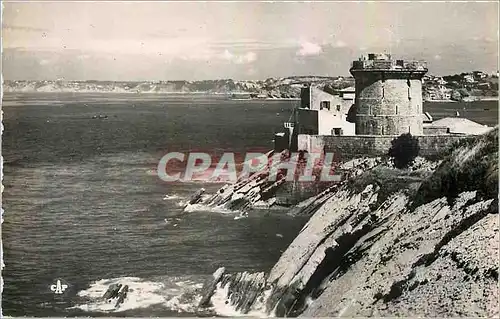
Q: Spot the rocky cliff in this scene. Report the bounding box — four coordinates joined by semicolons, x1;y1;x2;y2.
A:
196;127;499;317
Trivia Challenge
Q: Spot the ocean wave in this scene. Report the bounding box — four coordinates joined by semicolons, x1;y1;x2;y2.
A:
71;277;165;313
233;212;249;220
183;203;238;215
174;179;229;185
209;281;273;317
146;169;158;176
162;194;184;201
70;275;205;314
162;194;191;208
163;217;182;226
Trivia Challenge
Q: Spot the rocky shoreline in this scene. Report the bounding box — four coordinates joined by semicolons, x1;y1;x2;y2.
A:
194;128;499;317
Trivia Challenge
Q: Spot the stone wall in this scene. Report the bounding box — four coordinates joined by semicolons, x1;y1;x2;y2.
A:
423;126;449;135
298;134;470;160
353;71;426;136
275;180;332;206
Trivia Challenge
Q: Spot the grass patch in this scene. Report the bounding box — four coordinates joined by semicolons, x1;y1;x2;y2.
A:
412;127;498;208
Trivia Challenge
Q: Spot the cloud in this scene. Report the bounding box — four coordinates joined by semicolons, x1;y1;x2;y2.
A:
334;40;347;48
77;54;91;60
296;41;322;56
220;50;257;64
3;25;49;32
180;49;215;62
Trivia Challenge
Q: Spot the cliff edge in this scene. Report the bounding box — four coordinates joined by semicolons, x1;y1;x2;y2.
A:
197;127;499;317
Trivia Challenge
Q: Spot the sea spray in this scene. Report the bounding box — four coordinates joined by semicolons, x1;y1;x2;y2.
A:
71;276;205;314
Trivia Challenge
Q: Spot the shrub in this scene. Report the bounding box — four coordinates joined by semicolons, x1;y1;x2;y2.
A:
388;133;420;169
412;127;498;208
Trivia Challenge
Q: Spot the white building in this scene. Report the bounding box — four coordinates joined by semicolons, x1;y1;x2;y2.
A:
297;85;355;136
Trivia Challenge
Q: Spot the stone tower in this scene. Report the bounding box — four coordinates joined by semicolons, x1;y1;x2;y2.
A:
349;53;428;136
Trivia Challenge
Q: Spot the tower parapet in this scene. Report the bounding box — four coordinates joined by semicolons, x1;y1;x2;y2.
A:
350;54;428;136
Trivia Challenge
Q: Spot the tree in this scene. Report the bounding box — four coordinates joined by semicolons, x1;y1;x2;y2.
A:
450;90;462;101
388;133;420;169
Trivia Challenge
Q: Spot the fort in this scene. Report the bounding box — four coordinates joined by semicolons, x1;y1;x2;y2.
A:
271;53;492;204
276;53;491;160
185;53;494;209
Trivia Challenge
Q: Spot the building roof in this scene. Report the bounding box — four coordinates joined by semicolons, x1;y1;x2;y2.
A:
430;117;492;135
422;112;433;123
340;86;355;93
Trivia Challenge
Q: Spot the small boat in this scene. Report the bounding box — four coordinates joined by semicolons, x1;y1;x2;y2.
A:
92;114;108;119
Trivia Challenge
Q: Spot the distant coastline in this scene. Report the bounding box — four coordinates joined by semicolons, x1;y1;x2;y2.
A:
463;96;499;102
2;77;339;99
3;76;498;103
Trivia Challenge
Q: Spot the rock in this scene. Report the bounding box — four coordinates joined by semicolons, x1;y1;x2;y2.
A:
211;271;268;314
115;285;128;308
187;188;205;205
192;129;499;317
102;283;122;300
198;267;225;308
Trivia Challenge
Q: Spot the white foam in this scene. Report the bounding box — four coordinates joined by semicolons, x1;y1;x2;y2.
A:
183;203;237;214
164;280;204;313
176;200;189;207
209;282;273;317
248;286;275;317
146;169;158;176
71;276;204;314
164;292;202;313
72;277;165;313
163;194;183;201
176;179;227;184
210;282;244;317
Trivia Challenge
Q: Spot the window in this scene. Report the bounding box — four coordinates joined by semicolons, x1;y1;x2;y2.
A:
336;105;341;111
320;101;331;110
332;128;343;136
395;105;398;114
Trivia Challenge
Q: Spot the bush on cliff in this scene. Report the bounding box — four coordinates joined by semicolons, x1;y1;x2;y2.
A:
413;127;498;208
388;133;420;169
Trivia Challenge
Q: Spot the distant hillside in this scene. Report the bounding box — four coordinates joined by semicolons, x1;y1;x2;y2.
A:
3;76;354;98
2;77;354;98
7;72;496;102
423;71;498;101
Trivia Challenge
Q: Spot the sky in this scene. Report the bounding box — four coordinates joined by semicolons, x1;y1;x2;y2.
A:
2;1;499;81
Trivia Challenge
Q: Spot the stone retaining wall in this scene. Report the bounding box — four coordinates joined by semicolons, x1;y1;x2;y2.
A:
297;134;471;160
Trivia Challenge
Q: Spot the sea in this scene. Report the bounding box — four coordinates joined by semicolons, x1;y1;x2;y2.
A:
1;93;498;317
